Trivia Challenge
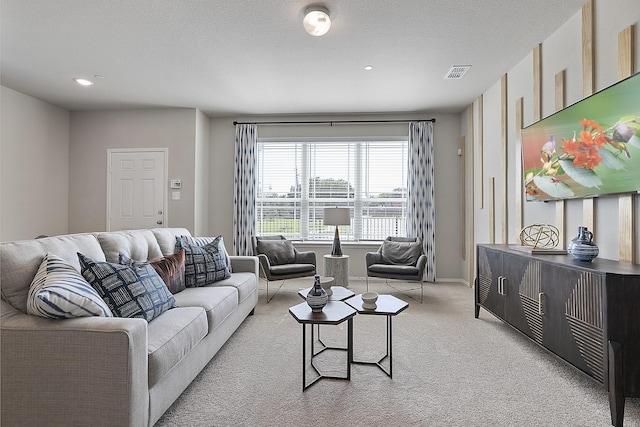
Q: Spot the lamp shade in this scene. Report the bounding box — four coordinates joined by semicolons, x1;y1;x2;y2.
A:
323;207;350;226
303;7;331;36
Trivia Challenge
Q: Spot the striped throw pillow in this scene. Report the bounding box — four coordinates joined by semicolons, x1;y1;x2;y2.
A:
27;253;113;318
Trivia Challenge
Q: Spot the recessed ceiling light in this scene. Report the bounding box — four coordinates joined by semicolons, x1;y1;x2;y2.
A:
364;65;373;71
74;78;94;86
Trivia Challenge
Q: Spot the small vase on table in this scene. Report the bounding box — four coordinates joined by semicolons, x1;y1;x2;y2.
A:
306;275;328;312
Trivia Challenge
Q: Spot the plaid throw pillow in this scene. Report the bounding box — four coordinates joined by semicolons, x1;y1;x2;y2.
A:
78;253;175;322
175;236;231;287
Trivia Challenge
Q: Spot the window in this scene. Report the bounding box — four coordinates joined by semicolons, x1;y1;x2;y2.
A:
256;138;408;241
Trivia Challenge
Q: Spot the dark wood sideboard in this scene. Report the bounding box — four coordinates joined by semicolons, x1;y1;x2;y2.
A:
475;244;640;426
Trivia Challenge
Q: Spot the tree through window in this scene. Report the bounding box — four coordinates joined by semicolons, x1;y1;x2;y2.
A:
256;139;408;241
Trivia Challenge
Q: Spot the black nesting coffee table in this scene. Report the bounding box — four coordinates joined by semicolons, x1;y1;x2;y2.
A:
345;294;408;378
289;301;357;390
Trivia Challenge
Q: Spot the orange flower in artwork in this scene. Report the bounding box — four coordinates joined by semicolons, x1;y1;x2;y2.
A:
561;119;604;170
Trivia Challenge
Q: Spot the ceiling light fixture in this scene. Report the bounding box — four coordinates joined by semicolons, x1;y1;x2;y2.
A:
74;78;94;86
364;65;373;71
303;6;331;36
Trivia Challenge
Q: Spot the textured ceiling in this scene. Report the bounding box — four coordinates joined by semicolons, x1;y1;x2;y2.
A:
0;0;586;116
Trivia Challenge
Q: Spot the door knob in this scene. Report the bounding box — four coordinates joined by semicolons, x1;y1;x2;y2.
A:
156;220;163;225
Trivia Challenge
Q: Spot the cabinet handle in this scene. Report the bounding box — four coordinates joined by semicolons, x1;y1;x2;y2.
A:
497;276;507;296
538;292;545;315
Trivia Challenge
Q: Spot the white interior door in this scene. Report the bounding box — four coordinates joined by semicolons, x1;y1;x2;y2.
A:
108;149;167;231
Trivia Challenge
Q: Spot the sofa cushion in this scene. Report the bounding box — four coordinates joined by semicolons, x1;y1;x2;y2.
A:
256;239;295;265
173;286;238;333
381;240;423;266
120;250;186;295
0;233;106;314
150;227;192;256
147;306;208;387
180;235;232;272
27;253;113;318
96;229;164;264
176;236;231;287
78;253;176;322
204;272;256;304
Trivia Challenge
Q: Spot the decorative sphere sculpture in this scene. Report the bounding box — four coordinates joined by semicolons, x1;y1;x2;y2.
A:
519;223;559;249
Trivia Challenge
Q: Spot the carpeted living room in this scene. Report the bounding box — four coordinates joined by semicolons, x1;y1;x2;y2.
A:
155;278;640;426
2;1;640;426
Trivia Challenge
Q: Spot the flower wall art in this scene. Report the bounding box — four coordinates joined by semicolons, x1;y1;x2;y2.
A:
522;72;640;202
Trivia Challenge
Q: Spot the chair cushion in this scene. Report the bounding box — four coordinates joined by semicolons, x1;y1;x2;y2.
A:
256;240;295;265
381;240;423;266
369;263;420;276
270;263;315;275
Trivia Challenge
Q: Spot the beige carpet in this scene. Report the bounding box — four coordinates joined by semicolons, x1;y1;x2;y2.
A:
155;278;640;426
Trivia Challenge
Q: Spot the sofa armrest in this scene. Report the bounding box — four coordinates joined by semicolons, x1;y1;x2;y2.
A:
295;250;316;266
365;251;382;268
229;255;259;277
0;300;149;427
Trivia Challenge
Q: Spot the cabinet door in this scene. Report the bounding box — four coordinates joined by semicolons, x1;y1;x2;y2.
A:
503;253;538;341
542;265;605;383
477;247;505;319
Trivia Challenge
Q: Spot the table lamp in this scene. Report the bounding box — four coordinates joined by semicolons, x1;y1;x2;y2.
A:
323;207;351;256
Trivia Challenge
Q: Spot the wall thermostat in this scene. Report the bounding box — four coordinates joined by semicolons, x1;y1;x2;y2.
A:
170;179;182;189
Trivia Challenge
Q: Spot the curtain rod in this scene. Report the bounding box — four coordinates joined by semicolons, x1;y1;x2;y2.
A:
232;118;435;126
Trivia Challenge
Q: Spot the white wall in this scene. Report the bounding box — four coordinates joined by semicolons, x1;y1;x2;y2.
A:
68;108;198;233
209;113;463;280
0;86;70;241
462;0;640;280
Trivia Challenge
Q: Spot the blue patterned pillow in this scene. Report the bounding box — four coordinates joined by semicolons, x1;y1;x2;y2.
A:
78;253;175;322
175;236;231;287
180;235;232;272
27;253;113;319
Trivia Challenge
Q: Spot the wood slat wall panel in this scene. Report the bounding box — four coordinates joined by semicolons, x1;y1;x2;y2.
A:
501;74;508;243
515;97;523;232
555;70;566;249
582;0;595;233
618;25;635;263
478;95;484;209
469;104;475;286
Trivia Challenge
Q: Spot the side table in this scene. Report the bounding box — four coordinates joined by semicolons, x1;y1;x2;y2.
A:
324;254;349;288
289;301;356;390
345;294;408;378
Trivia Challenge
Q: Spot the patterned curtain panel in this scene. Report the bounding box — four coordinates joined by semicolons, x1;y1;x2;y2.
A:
407;121;436;282
233;124;257;256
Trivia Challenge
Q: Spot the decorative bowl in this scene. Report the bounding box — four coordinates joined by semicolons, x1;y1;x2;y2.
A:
361;292;378;305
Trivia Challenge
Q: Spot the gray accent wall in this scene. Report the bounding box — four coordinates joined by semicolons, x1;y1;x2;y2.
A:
1;86;70;242
461;0;640;284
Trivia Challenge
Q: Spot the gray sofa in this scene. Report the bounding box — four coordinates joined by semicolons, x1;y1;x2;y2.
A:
0;227;258;427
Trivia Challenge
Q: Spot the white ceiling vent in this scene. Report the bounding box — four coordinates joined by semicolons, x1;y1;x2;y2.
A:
445;65;471;80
